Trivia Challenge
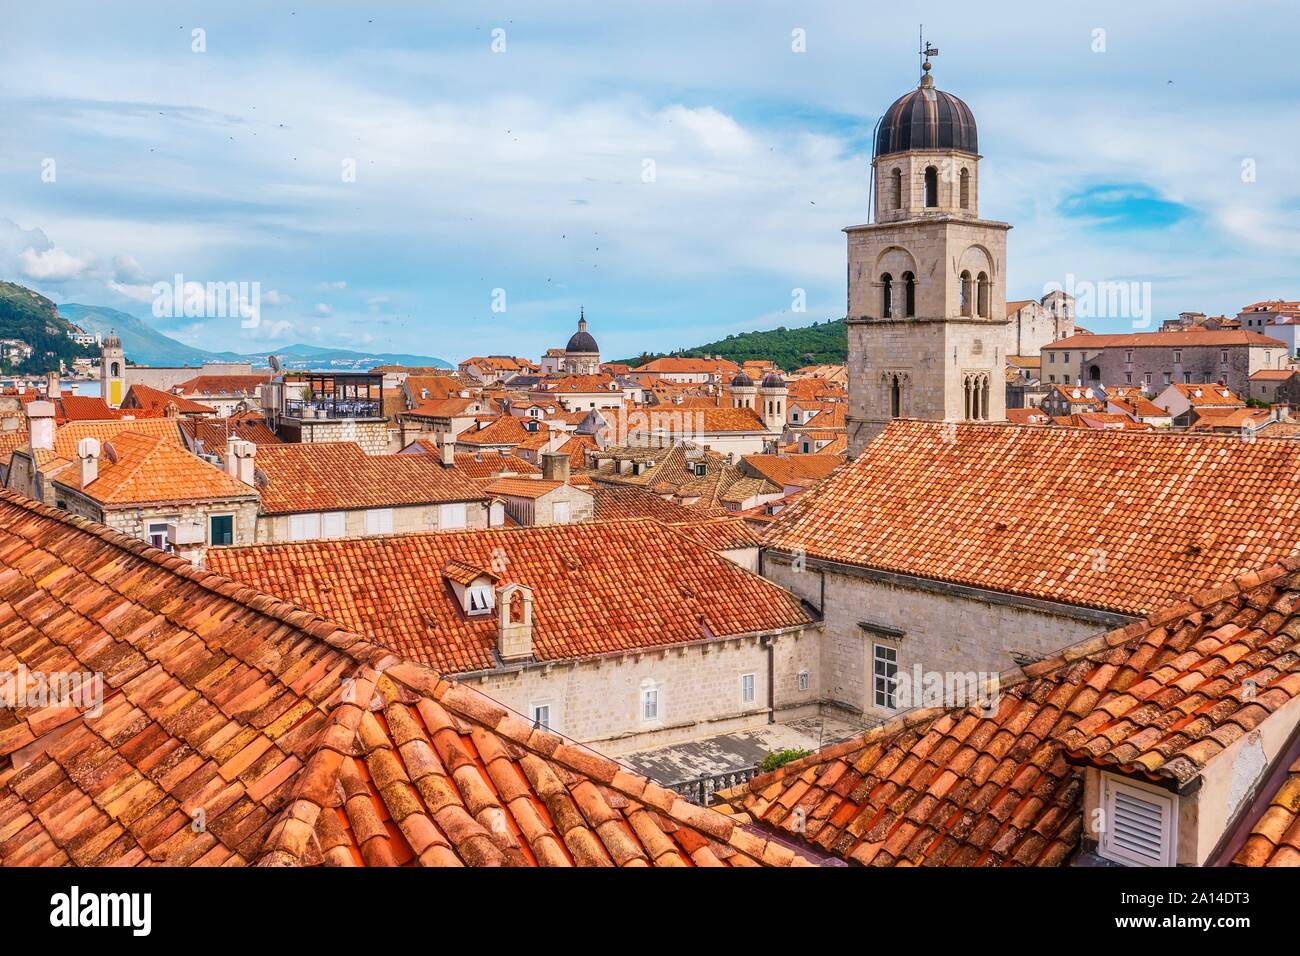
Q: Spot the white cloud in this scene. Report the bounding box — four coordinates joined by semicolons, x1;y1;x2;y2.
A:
19;246;92;281
314;302;332;316
111;253;146;283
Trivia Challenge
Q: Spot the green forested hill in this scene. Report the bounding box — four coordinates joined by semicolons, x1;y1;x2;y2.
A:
0;281;96;374
618;318;847;371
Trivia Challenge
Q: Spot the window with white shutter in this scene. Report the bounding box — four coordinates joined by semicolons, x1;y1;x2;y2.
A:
1099;774;1177;867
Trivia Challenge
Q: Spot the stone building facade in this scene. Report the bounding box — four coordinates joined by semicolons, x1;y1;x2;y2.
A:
256;499;491;544
761;553;1125;723
846;61;1010;455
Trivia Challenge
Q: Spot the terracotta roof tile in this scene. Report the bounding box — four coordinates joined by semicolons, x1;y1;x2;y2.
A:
208;519;811;673
253;442;487;514
721;563;1300;866
765;421;1300;615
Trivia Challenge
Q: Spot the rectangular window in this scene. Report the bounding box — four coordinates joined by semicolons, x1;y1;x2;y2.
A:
1063;352;1070;363
873;644;898;710
209;514;234;546
1173;350;1182;364
741;673;756;705
1125;350;1133;363
1143;372;1152;386
322;511;346;538
288;512;321;541
552;500;571;525
530;702;552;731
147;522;170;550
1124;372;1132;384
365;508;394;535
1162;372;1171;385
1099;775;1177;867
641;686;659;722
439;502;467;529
798;670;809;692
1048;352;1055;363
1183;372;1191;384
1220;350;1228;364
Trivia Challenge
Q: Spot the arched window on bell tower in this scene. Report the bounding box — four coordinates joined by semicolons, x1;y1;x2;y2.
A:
959;168;970;209
981;375;990;421
901;272;916;317
960;272;972;316
890;168;902;209
977;272;990;318
924;166;938;207
890;376;902;418
881;273;893;318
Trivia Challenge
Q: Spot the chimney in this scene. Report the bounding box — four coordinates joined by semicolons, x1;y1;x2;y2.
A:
77;436;101;485
28;401;56;451
225;438;256;485
542;450;570;483
441;439;455;467
497;584;534;662
45;369;61;399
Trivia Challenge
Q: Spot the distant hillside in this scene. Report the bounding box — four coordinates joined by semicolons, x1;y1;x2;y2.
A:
59;303;220;366
619;318;847;371
0;282;97;374
61;302;452;370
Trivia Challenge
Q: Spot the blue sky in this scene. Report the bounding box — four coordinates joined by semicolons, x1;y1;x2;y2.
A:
2;1;1298;362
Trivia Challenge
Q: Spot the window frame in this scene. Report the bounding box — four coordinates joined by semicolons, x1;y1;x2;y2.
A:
364;508;394;535
288;511;322;541
872;643;899;710
640;684;660;723
208;512;235;547
530;700;553;731
740;672;756;706
1098;774;1178;867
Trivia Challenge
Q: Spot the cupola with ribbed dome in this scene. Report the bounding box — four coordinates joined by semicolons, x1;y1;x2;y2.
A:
872;54;982;225
560;308;601;374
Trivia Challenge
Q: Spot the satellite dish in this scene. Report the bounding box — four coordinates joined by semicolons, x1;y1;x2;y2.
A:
268;355;282;372
103;442;118;464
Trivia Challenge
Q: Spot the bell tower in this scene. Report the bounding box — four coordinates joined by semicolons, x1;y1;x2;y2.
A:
846;47;1011;456
100;331;126;408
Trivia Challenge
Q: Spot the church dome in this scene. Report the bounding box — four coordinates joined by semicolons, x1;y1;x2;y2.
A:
760;372;786;389
874;66;978;159
730;371;754;388
565;312;599;354
103;330;122;349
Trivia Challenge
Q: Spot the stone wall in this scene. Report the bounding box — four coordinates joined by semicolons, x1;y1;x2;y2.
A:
257;499;490;543
462;626;822;756
762;554;1125;722
278;418;391;455
1093;343;1286;397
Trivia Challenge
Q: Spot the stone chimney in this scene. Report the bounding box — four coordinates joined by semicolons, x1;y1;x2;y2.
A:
225;438;257;485
441;439;455;467
77;436;101;486
45;369;61;400
28;401;56;451
542;450;570;483
497;583;534;662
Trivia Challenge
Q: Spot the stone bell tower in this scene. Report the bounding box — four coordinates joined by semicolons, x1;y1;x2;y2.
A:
845;48;1011;456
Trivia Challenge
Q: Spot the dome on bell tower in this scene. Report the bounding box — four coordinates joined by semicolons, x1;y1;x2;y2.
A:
874;61;978;159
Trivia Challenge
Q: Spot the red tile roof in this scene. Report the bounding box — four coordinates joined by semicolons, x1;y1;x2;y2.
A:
1169;383;1244;407
252;442;487;514
764;420;1300;616
174;373;273;397
456;416;550;447
1233;756;1300;866
741;454;842;488
0;491;799;867
208;519;812;674
1044;330;1286;349
121;384;216;417
1249;369;1296;382
591;485;703;523
179;414;283;451
55;429;259;506
482;477;564;499
720;561;1300;866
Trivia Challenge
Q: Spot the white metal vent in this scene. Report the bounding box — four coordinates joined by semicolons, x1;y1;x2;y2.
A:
1100;775;1176;867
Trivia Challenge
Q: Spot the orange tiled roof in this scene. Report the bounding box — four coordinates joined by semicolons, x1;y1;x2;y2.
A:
179;414;282;451
122;383;215;416
208;519;812;674
591;485;703;523
1005;408;1053;426
55;428;258;506
1044;330;1286;349
28;417;183;464
253;442;487;514
1249;369;1296;382
482;477;564;499
764;420;1300;616
1189;407;1273;431
57;395;121;422
720;561;1300;866
1170;383;1244;407
742;454;841;487
635;357;741;376
175;373;273;397
456;416;550;447
667;517;762;552
401;445;543;481
1233;756;1300;866
0;490;803;868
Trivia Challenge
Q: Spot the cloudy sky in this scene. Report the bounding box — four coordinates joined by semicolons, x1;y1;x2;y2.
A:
2;1;1297;362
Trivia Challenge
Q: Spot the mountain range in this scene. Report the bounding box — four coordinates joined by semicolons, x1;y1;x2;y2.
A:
54;302;452;370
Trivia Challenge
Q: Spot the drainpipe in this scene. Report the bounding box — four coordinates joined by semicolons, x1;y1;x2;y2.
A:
765;633;775;724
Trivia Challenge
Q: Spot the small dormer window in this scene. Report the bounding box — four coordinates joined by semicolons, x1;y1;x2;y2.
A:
693;462;706;477
466;583;495;615
1098;774;1177;867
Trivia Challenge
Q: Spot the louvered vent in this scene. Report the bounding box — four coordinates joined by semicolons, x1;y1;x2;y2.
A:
1101;776;1174;866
